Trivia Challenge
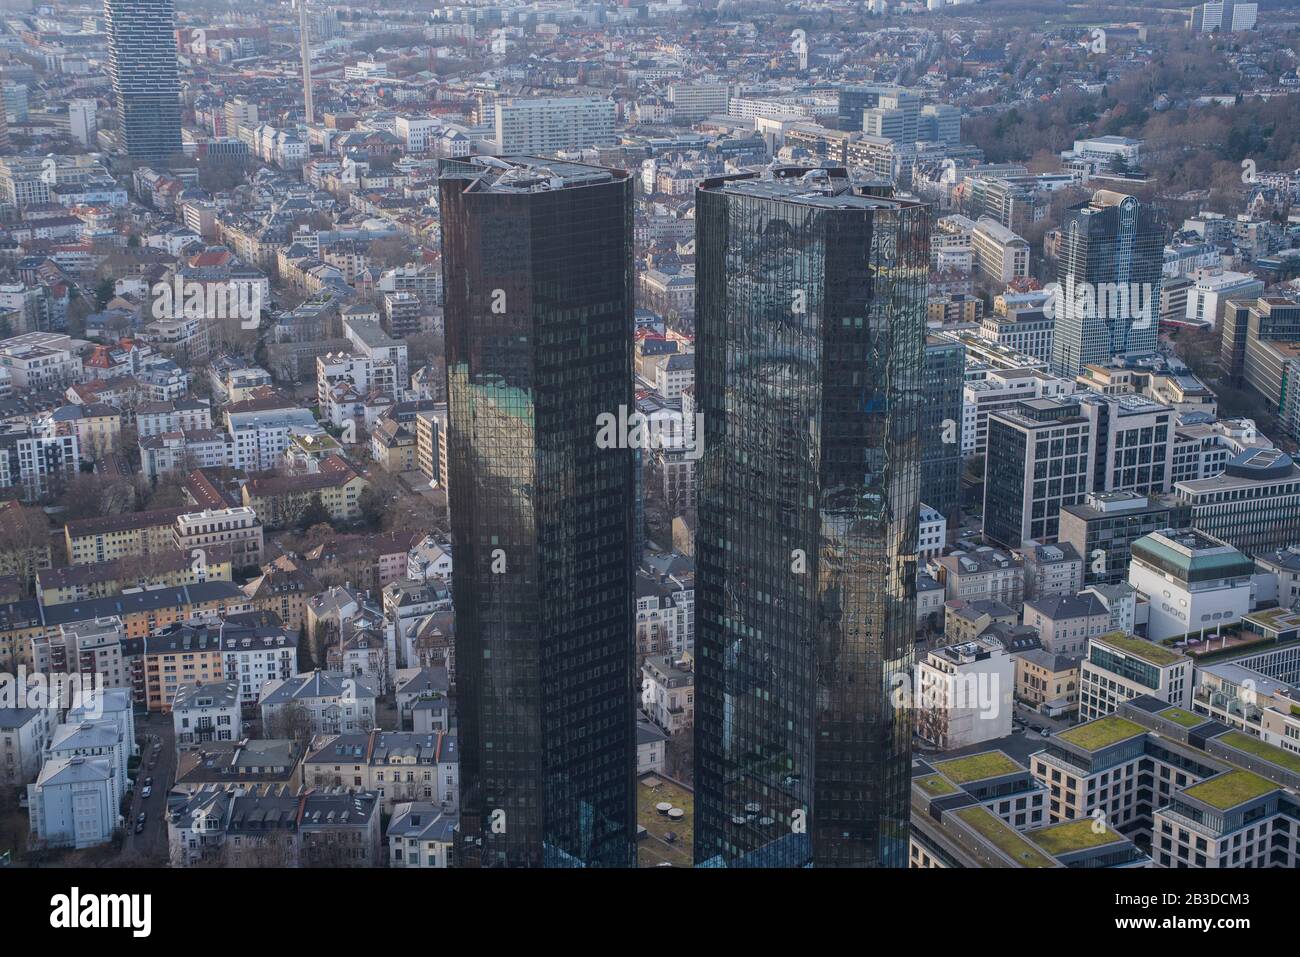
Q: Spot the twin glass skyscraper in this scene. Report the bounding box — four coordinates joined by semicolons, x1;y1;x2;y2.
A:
106;0;182;166
692;168;928;867
439;157;638;867
440;160;930;868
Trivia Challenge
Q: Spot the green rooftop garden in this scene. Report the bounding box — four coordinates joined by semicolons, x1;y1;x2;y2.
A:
1097;632;1184;666
1218;731;1300;776
933;751;1021;784
1025;819;1122;856
1159;707;1204;728
915;774;958;797
1245;606;1300;630
1057;716;1145;752
1182;769;1279;810
954;806;1054;868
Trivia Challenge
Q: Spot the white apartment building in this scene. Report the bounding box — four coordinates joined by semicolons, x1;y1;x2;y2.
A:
971;216;1030;284
915;639;1014;750
962;368;1074;455
930;213;975;268
919;503;946;559
667;82;729;121
221;630;298;710
174;507;264;568
32;618;131;690
1186;270;1263;327
494;97;616;155
344;316;409;389
135;403;211;439
47;719;129;800
139;430;232;482
317;351;399;406
172;680;241;750
395;116;440;152
641;655;695;735
225;409;323;472
27;756;117;849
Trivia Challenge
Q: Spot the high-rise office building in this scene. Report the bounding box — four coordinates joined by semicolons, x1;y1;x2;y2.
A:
493;98;616;156
693;166;929;867
984;397;1094;549
438;156;637;868
922;334;965;525
1051;190;1165;378
837;83;902;132
105;0;182;166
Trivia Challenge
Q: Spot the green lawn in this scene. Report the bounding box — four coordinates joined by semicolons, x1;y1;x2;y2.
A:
1159;707;1204;728
1097;632;1184;666
954;806;1055;868
933;750;1020;784
916;774;958;797
1057;716;1145;752
1183;769;1279;810
1025;819;1121;856
1217;731;1300;776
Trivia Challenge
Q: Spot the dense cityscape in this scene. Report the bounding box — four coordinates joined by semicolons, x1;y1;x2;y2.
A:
0;0;1292;904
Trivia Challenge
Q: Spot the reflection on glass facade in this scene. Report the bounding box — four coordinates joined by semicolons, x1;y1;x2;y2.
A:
438;157;636;868
693;167;929;867
922;335;965;524
1051;190;1165;378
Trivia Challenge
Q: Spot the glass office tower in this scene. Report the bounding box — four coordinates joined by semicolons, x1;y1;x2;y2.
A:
1051;189;1165;378
693;167;930;867
922;334;966;525
106;0;182;166
438;157;637;868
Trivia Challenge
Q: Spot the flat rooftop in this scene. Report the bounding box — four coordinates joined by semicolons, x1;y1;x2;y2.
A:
932;750;1022;784
953;806;1055;868
1094;631;1186;667
1216;730;1300;776
701;167;920;210
458;156;620;193
1056;715;1146;752
637;774;693;868
1182;769;1279;811
1025;819;1125;855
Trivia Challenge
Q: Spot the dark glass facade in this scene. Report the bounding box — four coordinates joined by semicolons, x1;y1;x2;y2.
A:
1051;191;1165;378
922;335;965;524
106;0;182;166
693;168;928;867
438;157;637;868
